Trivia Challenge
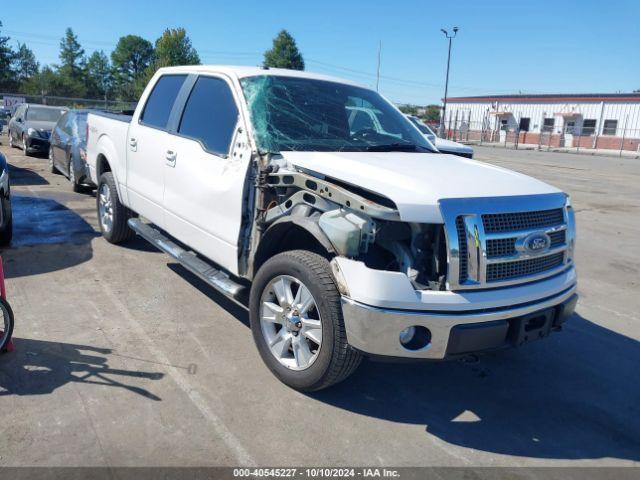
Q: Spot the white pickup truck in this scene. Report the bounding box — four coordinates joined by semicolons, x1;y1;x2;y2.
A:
86;66;577;391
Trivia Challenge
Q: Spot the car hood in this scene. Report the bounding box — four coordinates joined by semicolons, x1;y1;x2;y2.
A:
281;151;562;223
25;120;56;131
434;137;472;153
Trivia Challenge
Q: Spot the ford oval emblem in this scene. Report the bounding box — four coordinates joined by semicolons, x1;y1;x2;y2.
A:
525;232;551;254
515;232;551;255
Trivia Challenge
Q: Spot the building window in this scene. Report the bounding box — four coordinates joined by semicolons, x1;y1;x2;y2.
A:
500;119;508;131
602;119;618;136
582;119;597;136
542;118;555;132
519;118;531;132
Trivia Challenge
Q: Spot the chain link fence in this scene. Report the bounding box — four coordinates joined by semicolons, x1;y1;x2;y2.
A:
1;92;135;114
441;118;640;157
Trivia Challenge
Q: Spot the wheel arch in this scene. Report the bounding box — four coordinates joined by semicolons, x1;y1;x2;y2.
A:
252;218;336;278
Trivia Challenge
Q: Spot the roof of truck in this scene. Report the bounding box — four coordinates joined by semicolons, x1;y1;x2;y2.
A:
156;65;366;88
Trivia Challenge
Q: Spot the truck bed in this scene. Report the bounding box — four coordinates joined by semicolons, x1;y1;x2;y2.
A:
86;111;132;186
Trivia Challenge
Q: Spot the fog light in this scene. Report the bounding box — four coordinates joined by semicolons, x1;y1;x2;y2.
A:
399;325;432;351
399;326;416;345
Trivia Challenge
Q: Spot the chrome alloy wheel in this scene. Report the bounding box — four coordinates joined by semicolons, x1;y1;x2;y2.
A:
69;162;76;184
48;149;54;170
98;183;113;232
260;275;322;370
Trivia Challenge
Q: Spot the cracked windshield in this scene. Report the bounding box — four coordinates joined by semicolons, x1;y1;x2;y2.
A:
241;75;435;153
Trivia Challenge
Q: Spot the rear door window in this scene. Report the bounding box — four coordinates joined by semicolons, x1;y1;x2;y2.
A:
178;76;239;156
140;75;187;129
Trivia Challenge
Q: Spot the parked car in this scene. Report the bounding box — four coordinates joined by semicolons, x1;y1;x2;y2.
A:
0;106;10;135
87;66;577;391
406;115;474;158
49;109;93;192
0;153;12;246
7;104;67;156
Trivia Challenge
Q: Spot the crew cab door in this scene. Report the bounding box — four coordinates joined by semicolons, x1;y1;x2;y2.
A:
126;74;187;228
162;74;251;275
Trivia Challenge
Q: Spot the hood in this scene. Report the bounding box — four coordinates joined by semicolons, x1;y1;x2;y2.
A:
281;151;562;223
434;137;473;153
25;120;56;132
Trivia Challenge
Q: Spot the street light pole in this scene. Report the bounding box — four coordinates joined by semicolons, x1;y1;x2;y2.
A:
440;27;458;137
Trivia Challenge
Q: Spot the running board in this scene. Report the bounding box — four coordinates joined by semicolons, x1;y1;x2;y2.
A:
127;218;246;303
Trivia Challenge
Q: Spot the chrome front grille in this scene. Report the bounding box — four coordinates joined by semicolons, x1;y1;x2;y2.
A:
482;208;564;233
441;194;576;291
485;229;566;259
486;252;565;282
455;216;469;282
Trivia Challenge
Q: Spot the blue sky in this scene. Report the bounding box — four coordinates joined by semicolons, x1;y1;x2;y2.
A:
2;0;639;104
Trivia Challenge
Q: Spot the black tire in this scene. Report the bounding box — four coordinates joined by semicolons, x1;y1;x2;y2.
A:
0;197;12;247
22;135;31;157
48;149;59;174
97;171;135;244
0;297;14;353
69;159;82;193
250;250;361;391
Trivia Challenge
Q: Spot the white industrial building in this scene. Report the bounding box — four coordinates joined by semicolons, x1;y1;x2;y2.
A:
442;93;640;151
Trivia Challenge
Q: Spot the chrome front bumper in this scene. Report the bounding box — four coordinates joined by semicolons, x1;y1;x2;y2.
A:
341;283;577;359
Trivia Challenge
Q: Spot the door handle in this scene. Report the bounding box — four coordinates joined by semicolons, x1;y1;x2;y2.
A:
165;150;177;167
129;137;137;150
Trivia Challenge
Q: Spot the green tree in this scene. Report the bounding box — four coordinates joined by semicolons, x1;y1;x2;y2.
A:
22;66;65;96
59;28;85;78
85;50;112;99
111;35;154;101
398;104;420;115
55;28;86;96
13;42;39;85
423;105;441;123
263;29;305;70
133;28;201;99
154;28;200;67
0;21;17;91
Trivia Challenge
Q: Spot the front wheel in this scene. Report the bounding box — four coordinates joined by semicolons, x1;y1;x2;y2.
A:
97;172;135;243
250;250;361;391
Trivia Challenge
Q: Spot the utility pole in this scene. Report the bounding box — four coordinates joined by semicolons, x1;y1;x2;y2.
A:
439;27;459;136
376;40;382;92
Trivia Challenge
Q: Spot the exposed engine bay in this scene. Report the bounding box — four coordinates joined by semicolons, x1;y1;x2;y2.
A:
250;156;448;291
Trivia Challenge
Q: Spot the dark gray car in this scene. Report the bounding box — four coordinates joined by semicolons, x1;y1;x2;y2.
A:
49;110;94;192
0;153;12;246
7;104;67;156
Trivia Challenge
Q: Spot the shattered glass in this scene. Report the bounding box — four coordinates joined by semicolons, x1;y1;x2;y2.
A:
240;75;435;154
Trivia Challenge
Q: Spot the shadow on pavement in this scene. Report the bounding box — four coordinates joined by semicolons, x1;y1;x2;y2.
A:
7;163;49;186
0;338;165;400
1;195;98;278
310;313;640;461
166;262;250;327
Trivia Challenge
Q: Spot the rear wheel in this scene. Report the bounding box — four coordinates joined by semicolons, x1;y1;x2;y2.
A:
97;172;135;243
69;159;82;193
250;250;361;391
48;148;59;174
22;135;30;156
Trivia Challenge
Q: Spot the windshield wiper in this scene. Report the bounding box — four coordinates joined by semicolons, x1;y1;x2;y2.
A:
365;143;424;152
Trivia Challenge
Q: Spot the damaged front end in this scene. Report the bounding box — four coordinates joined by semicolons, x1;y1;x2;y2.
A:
250;163;448;292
